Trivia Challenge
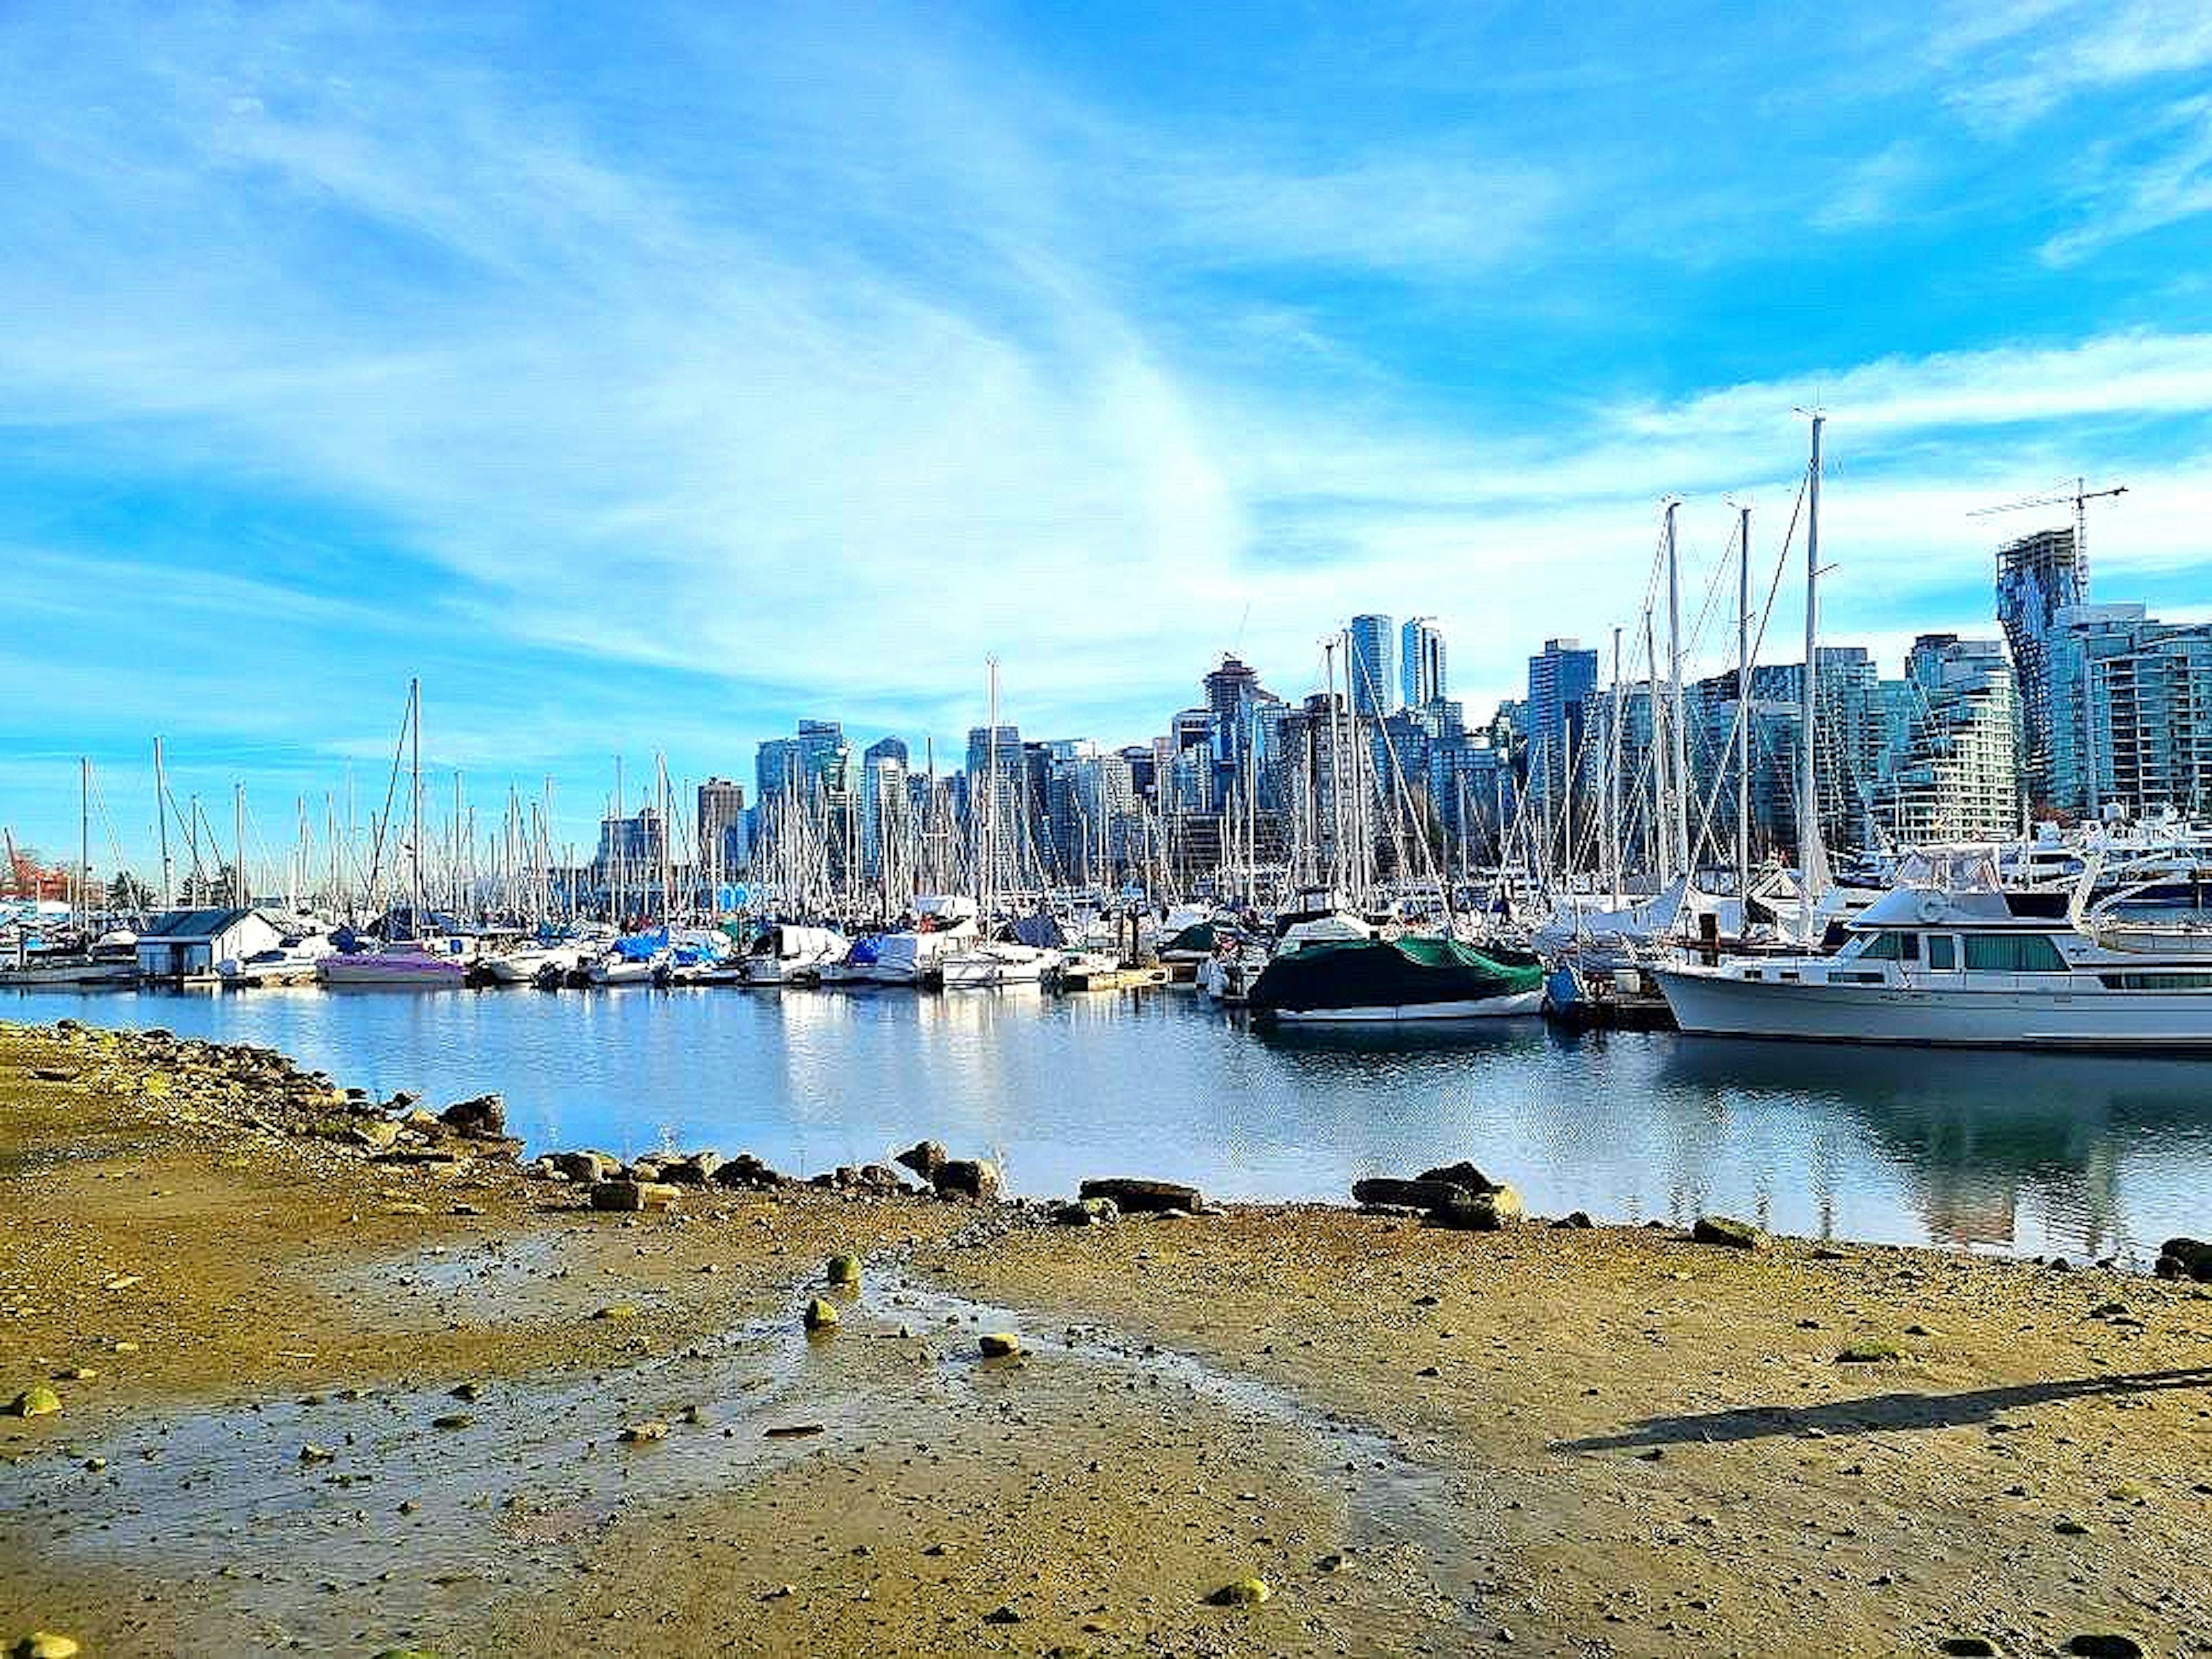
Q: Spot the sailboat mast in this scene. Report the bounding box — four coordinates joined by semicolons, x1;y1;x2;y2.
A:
234;781;247;907
1644;610;1662;882
1800;414;1826;926
1608;627;1623;908
1665;498;1690;880
409;677;423;922
78;757;89;924
154;737;173;911
1736;501;1753;896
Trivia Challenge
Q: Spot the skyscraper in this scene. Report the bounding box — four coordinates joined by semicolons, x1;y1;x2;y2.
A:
1526;638;1599;854
696;778;745;882
1203;654;1264;721
1401;617;1446;709
859;737;910;876
1996;525;2086;808
1346;615;1396;718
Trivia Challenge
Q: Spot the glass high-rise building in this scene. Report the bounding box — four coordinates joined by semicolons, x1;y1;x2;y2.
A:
1996;525;2085;809
1401;617;1446;709
1347;614;1396;718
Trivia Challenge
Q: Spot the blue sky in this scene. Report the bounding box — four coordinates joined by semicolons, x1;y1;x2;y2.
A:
2;0;2208;870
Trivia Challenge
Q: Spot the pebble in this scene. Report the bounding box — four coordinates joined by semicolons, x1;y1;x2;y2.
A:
1210;1577;1271;1607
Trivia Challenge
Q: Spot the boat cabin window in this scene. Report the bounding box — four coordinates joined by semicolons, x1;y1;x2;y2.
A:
1857;931;1918;962
1961;934;2067;973
1926;934;1957;971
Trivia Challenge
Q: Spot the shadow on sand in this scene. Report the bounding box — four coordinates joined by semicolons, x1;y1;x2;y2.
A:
1557;1367;2212;1453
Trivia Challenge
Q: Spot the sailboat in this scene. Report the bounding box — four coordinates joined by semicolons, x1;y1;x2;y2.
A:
320;680;475;988
940;660;1053;988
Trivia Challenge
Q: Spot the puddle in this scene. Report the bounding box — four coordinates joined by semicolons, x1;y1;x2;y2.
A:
1;1266;1494;1651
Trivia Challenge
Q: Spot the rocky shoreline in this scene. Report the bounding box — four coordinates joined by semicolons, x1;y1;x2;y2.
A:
3;1019;2209;1658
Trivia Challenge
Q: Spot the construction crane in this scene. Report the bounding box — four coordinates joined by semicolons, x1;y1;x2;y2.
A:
1969;476;2127;589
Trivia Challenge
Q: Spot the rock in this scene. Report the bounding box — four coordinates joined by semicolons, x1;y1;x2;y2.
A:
935;1158;1001;1202
894;1139;948;1181
6;1386;60;1419
9;1636;81;1659
450;1382;484;1402
438;1093;505;1137
1937;1639;2000;1657
855;1162;910;1194
299;1444;336;1463
619;1421;669;1444
551;1149;618;1183
1051;1197;1119;1226
711;1153;787;1190
982;1606;1023;1625
592;1304;639;1321
1836;1341;1903;1363
825;1254;862;1286
1417;1160;1501;1190
347;1119;403;1152
1353;1177;1468;1210
1552;1210;1594;1229
1209;1577;1271;1607
1080;1177;1202;1214
430;1412;474;1430
2066;1638;2143;1659
590;1180;680;1213
2159;1237;2212;1281
978;1332;1020;1358
1692;1215;1762;1249
659;1151;722;1187
1429;1185;1524;1230
804;1298;840;1334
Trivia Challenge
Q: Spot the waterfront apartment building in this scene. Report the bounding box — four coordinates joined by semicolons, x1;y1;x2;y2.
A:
1870;637;2022;843
1995;525;2086;809
2046;605;2212;818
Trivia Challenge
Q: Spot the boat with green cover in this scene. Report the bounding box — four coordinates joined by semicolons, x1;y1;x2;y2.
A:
1247;935;1546;1023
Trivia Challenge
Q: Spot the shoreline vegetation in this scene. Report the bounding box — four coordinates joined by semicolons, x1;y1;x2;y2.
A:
1;1020;2207;1657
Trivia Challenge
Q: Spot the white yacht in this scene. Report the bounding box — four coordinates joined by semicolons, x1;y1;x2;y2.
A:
728;923;849;986
939;940;1052;988
820;896;978;987
1654;849;2212;1050
217;929;335;987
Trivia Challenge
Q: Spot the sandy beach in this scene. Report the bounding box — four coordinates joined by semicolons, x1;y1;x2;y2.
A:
1;1018;2206;1658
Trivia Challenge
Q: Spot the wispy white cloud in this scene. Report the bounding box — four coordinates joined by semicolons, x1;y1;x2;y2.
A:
1940;0;2212;131
2039;94;2212;264
1810;142;1924;232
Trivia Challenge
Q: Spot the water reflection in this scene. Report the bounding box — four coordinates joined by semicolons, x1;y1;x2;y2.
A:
7;986;2207;1262
1660;1039;2211;1258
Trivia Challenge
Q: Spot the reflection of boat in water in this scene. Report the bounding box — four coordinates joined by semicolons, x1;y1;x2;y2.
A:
1657;1033;2212;1255
1247;1011;1551;1060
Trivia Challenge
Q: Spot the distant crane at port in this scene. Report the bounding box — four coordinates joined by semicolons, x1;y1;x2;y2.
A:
1969;476;2127;589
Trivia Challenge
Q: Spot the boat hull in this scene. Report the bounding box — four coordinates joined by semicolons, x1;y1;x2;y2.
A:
1270;990;1543;1024
1654;965;2212;1050
0;963;138;988
320;960;469;987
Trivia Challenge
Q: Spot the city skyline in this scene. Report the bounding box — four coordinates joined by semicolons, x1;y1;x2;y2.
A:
3;1;2210;857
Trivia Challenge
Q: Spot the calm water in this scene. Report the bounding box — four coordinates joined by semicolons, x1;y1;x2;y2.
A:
10;985;2210;1264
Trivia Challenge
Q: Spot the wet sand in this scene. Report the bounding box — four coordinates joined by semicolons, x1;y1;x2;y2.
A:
1;1018;2207;1657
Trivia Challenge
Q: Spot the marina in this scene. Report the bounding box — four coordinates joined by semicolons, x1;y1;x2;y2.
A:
7;982;2209;1264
